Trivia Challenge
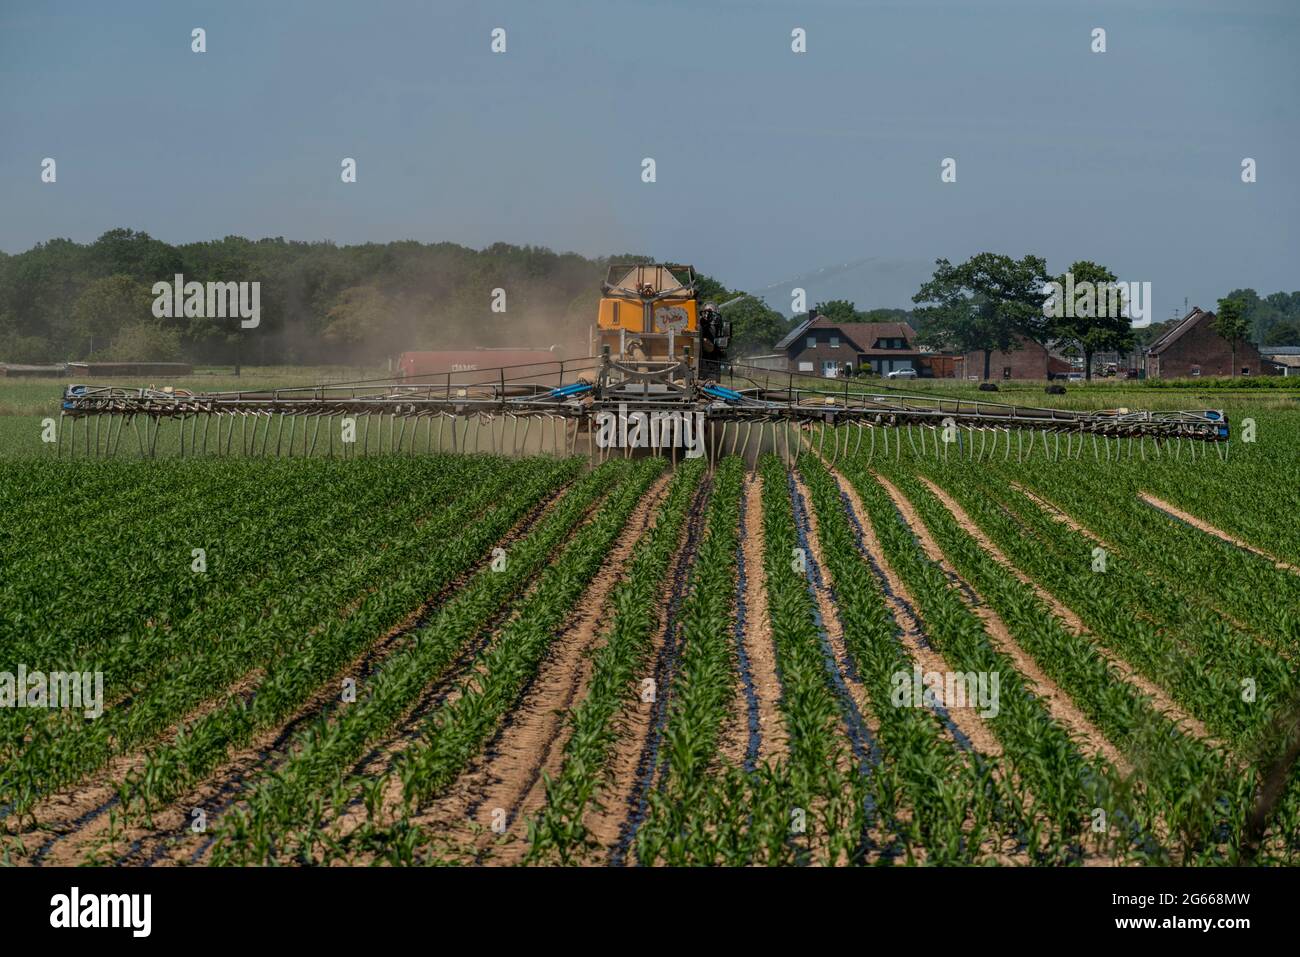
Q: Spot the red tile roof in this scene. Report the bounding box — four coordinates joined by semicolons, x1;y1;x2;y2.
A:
778;315;918;353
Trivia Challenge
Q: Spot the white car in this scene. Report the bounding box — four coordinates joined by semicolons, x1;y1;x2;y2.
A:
885;368;918;379
1066;372;1085;382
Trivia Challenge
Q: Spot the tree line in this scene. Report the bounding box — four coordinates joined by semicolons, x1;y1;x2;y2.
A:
0;230;1291;378
0;230;790;367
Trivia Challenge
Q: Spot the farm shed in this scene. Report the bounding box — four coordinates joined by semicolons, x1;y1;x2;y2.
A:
1260;346;1300;376
962;337;1072;381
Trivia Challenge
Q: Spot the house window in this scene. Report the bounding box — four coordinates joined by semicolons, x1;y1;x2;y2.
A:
829;336;839;348
1003;367;1012;380
1190;365;1201;377
807;336;817;349
798;361;814;372
1242;367;1251;376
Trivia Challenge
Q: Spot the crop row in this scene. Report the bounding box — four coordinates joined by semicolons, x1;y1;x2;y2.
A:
525;458;708;863
1;456;575;819
986;439;1300;646
0;457;501;753
395;458;666;809
835;455;1118;862
208;458;660;863
797;455;1005;863
119;456;580;817
633;456;745;864
919;462;1298;861
873;463;1249;862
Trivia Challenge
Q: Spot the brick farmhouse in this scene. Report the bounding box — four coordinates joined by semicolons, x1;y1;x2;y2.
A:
770;305;1268;381
1144;307;1263;378
776;314;923;377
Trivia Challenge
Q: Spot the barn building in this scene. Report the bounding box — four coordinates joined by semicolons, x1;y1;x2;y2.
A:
1261;346;1300;377
962;337;1072;381
1144;307;1263;378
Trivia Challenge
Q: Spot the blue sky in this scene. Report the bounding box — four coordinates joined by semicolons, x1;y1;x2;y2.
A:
1;0;1296;315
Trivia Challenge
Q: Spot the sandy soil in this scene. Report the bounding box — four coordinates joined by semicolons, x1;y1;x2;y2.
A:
872;471;1133;776
1138;491;1300;575
833;470;1003;759
738;473;787;764
381;472;675;865
920;476;1221;750
582;478;712;863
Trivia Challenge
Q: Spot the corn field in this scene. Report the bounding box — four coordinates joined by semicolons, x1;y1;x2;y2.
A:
2;407;1298;866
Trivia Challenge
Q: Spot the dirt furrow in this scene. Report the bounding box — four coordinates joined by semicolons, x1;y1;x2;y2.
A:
732;473;786;767
919;476;1221;752
833;469;1003;759
586;478;712;864
872;472;1133;777
1138;491;1300;575
357;472;675;865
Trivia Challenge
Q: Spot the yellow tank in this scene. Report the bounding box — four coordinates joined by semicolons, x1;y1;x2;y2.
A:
595;264;698;368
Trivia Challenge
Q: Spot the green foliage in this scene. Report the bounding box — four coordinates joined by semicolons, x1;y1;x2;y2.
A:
811;299;862;323
99;322;184;362
0;455;579;820
394;460;664;813
795;302;916;327
208;459;649;863
722;295;790;354
1214;296;1251;376
1220;288;1300;344
0;231;644;365
70;275;154;357
1262;319;1300;346
912;253;1050;379
1045;260;1135;381
8;403;1300;866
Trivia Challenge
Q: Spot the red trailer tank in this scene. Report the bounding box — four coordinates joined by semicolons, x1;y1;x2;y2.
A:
397;347;564;386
